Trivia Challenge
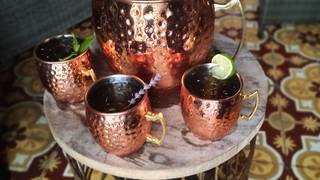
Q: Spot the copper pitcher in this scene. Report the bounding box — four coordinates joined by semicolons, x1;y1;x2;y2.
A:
92;0;245;92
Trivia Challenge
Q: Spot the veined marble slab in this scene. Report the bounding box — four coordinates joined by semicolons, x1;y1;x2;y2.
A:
44;34;268;180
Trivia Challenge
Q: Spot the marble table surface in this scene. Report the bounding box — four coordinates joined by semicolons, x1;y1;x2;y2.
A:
44;34;268;180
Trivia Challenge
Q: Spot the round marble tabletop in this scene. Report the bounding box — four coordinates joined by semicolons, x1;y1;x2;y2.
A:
44;34;268;180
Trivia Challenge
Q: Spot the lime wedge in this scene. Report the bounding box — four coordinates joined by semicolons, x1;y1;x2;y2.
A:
210;53;236;80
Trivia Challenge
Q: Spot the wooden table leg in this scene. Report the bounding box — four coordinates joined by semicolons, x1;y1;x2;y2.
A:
63;152;93;180
61;136;256;180
213;136;256;180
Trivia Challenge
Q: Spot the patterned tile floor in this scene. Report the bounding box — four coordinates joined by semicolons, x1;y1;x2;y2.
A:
1;0;319;179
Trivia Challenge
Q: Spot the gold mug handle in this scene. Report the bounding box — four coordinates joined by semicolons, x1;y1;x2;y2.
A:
214;0;245;59
145;112;167;145
240;90;260;121
81;69;97;82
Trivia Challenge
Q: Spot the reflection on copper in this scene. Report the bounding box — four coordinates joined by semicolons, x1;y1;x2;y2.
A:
85;75;166;156
180;67;244;141
34;42;94;104
92;0;215;92
86;93;152;156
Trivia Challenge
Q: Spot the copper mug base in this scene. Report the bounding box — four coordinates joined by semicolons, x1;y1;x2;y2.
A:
85;74;166;156
180;63;259;141
34;34;96;105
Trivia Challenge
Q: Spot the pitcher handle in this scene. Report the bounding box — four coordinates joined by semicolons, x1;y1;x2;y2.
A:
145;112;167;145
240;90;259;121
214;0;245;60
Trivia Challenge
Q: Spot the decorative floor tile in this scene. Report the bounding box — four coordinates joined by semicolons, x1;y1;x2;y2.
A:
67;20;93;39
0;102;55;172
215;16;268;51
248;132;285;180
0;0;320;179
62;163;74;178
243;0;259;11
9;145;71;180
274;24;320;61
292;166;320;180
291;135;320;169
259;89;289;162
277;167;303;180
13;55;44;99
281;63;320;118
279;165;320;180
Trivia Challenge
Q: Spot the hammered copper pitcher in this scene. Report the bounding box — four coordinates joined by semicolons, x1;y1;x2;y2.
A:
92;0;244;92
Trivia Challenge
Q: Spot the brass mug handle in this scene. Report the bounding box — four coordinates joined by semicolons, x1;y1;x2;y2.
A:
145;112;167;145
81;69;97;82
240;90;260;121
214;0;245;59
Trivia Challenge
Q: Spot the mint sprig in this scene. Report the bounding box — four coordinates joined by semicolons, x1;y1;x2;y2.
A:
60;33;94;61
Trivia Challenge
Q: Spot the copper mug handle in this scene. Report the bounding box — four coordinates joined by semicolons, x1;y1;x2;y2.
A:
214;0;245;59
145;112;167;145
81;69;97;81
240;90;260;121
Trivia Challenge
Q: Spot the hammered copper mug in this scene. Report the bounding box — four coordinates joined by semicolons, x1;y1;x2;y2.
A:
34;34;96;104
85;74;166;156
180;63;259;141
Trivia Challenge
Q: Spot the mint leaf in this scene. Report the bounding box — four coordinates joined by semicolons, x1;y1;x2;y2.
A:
78;34;94;53
60;52;77;61
72;33;80;52
61;33;94;61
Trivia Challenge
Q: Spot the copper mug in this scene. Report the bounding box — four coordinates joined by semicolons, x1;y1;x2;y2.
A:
85;74;166;156
92;0;245;92
34;34;96;104
180;63;259;141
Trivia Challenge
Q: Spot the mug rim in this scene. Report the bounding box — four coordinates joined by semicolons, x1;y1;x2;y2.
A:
33;34;89;64
181;63;243;102
85;74;148;116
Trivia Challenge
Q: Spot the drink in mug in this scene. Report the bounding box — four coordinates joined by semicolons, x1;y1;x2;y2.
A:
180;63;259;141
85;75;167;156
